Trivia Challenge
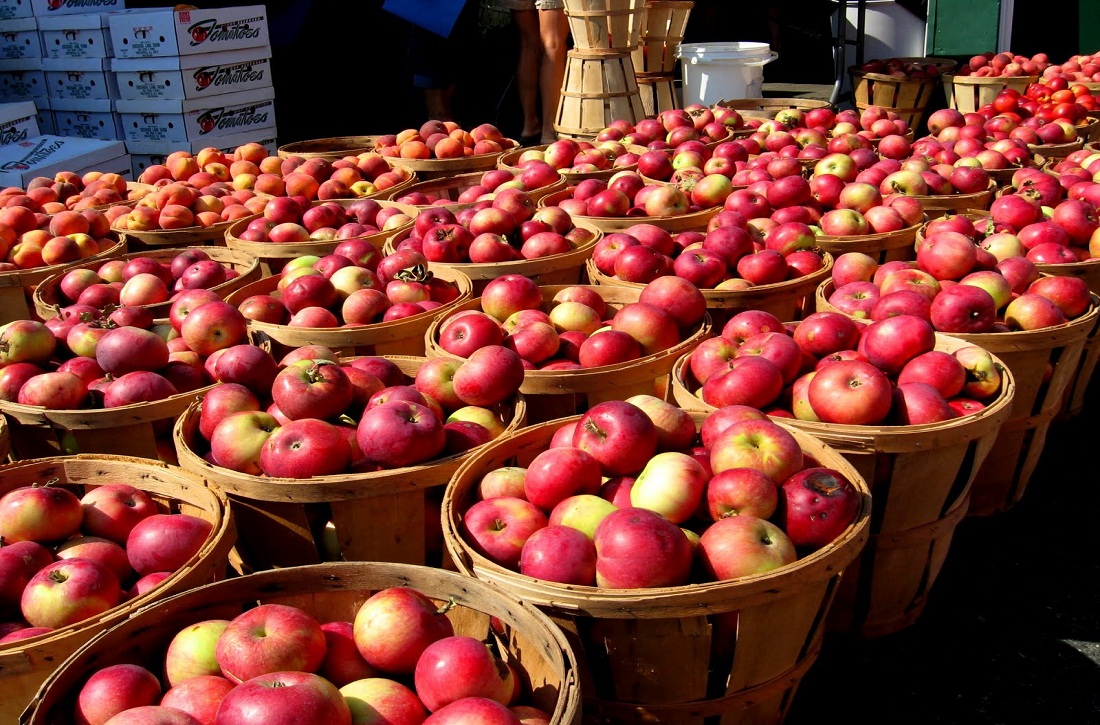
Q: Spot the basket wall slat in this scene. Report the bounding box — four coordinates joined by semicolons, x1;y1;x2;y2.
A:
942;74;1038;115
631;0;693;75
564;0;645;54
555;51;645;140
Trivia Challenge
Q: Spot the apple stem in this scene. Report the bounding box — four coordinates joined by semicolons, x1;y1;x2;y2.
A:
436;596;457;616
32;477;61;489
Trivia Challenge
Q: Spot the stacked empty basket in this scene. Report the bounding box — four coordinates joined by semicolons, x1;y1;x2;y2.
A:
848;57;957;131
556;0;647;139
630;1;693;115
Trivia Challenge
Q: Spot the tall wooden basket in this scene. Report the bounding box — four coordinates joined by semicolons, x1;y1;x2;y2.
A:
442;414;870;725
848;57;957;130
632;0;693;75
563;0;645;54
555;50;646;140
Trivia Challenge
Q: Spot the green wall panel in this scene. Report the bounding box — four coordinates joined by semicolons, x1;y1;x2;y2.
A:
927;0;1000;56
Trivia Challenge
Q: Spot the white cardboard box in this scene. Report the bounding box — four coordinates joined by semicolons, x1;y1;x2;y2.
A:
115;85;274;144
31;0;125;17
0;0;32;21
37;9;118;59
0;16;40;60
112;44;272;101
50;96;120;140
82;151;130;178
42;56;117;100
0;134;123;186
32;93;53;134
109;5;268;59
0;59;45;98
0;99;38;144
128;125;277;178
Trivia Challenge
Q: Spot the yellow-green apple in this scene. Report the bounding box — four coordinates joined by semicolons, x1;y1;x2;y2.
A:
518;524;597;585
629;451;708;523
215;670;352;723
624;393;697;451
20;557;121;629
592;507;693;588
74;663;163;725
548;494;618;539
572;399;659;477
954;345;1003;400
477;467;527;500
164;619;231;685
446;405;506;439
126;512;212;576
210;410;280;475
271;359;353;421
705;467;779;520
807;358;893;424
0;484;83;543
356;400;446;468
462;495;548;569
352;586;455;675
708;417;804;482
339;677;428;725
0;319;57;366
159;675;236;724
522;446;603;511
216;603;327;683
547;300;603;335
697;514;797;579
775;466;862;551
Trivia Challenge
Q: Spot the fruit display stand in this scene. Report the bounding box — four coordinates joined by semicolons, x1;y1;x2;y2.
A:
584;253;833;330
942;74;1039;115
276;135;383;160
0;454;235;722
223;199;419;276
847;58;957;131
387;169;568;208
31;246;263;322
813;222;922;265
0;235;127;325
425;284;711;424
441;413;870;724
120;215;254;252
538;187;721;233
907;180;997;219
669;335;1016;637
22;562;580;725
816;280;1100;517
385;221;603;297
224;265;474;361
173;356;526;571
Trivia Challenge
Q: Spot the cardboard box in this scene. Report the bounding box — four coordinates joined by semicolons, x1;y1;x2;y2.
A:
115;85;274;144
42;56;117;100
128;125;277;178
0;59;45;98
37;9;117;59
109;5;268;59
0;0;32;21
50;96;121;140
32;94;54;134
0;99;37;144
112;44;272;101
31;0;125;17
0;134;124;186
82;151;131;178
0;16;39;60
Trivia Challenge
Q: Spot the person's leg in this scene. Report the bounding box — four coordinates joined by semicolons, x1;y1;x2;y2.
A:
512;7;543;140
537;4;569;143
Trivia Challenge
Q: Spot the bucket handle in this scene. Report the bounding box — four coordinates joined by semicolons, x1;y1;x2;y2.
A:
689;51;778;67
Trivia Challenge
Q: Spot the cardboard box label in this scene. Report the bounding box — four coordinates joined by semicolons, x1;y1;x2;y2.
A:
40;26;110;59
110;5;267;58
0;17;40;60
0;134;124;186
0;100;38;144
0;0;32;21
0;67;45;98
113;47;272;100
31;0;125;17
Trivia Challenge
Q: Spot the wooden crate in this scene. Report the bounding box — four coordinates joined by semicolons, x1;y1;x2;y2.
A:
669;332;1016;638
564;0;645;54
32;245;262;321
224;265;474;361
0;454;235;722
173;356;526;571
554;50;646;140
848;57;957;130
425;284;712;424
943;74;1038;114
22;562;580;725
813;222;921;265
631;0;693;75
442;414;870;724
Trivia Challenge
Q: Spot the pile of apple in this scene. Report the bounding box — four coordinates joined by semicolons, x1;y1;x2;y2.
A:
1042;52;1100;85
979;171;1100;263
192;340;522;478
390;188;596;265
374;120;516;160
235;247;463;328
0;293;250;409
910;108;1045;173
391;164;563;208
0;206;118;272
506;136;642;176
65;585;557;725
941;90;1092;148
457;396;863;590
594;105;738;150
109;181;263;233
13;171;149;213
434;275;706;371
231;195;413;246
544;172;720;219
951;51;1051;78
51;248;242;312
854;57;949;79
0;480;213;642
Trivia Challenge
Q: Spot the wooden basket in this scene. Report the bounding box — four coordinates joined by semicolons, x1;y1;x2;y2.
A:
0;235;126;325
813;221;922;265
848;57;957;130
497;143;646;183
942;74;1039;115
276;135;382;160
173;355;526;571
442;413;870;724
32;245;262;322
388;169;568;207
631;0;693;75
0;454;234;722
669;333;1016;638
635;72;680;116
0;381;215;462
1027;137;1086;160
908;180;996;219
120;215;250;251
425;284;712;424
1032;259;1100;418
224;265;474;361
538;187;720;233
563;0;645;54
223;199;419;276
0;412;8;463
377;143;517;182
22;562;580;725
385;219;602;296
584;252;833;330
715;97;833;120
987;153;1045;187
817;280;1100;517
554;50;646;140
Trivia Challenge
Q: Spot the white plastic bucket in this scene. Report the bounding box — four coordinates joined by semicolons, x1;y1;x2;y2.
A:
675;42;778;106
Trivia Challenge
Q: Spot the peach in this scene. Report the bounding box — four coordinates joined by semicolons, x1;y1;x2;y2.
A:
283;171;320;199
355;153;390;179
158;204;196;229
26;186;58;207
71;232;99;258
222;203;256;221
231;173;258;191
54;170;82;186
376;145;401;158
49;210;91;237
204;163;231;182
349;180;377;197
5;194;38;211
253;173;286;196
187;171;220;189
242;196;268;215
81;209;111;238
192;195;225;215
99;173;127;195
395;129;422;146
69;197;97;212
443;121;461;133
166;154;200;182
316;179;351;200
473;139;503;156
9;240;45;268
122;205;160;231
91;189;123;206
40;201;67;215
103;205;132;227
328;166;362;187
399;141;431;160
298;157;334;184
40;235;82;265
53;180;80;204
80;170;103;186
280;156;306;176
232;142;269;164
434;137;465;159
195;147;227;169
0;222;14;258
18;228;51;247
140;165;174;185
258;155;284;174
448;128;474;146
229;189;258;204
229;159;260;177
155;183;200;210
196;211;224;228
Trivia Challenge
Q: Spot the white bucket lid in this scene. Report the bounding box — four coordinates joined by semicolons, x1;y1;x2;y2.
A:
675;42;774;61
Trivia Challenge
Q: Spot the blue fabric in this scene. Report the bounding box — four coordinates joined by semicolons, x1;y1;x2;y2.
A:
382;0;468;38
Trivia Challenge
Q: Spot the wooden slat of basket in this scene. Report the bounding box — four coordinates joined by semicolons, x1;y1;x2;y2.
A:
814;223;921;265
636;73;679;116
556;51;645;139
276;135;381;160
910;182;996;219
565;0;645;54
631;0;693;75
121;216;248;250
943;74;1038;114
